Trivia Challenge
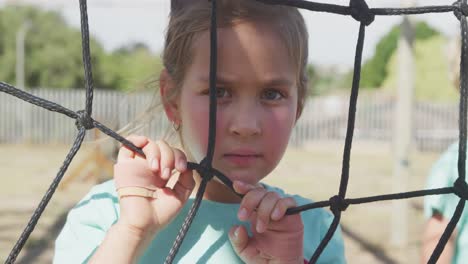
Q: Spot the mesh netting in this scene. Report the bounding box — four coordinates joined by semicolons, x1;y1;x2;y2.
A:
2;0;468;263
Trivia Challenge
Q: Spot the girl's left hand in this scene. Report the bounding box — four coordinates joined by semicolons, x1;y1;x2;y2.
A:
229;181;304;264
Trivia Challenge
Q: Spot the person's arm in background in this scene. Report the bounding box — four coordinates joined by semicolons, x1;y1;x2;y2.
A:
421;212;457;264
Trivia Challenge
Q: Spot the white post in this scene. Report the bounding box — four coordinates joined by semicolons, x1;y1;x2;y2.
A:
16;21;31;89
16;20;32;142
392;0;415;247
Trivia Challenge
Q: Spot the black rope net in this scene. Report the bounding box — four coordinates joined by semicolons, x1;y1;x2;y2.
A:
2;0;468;263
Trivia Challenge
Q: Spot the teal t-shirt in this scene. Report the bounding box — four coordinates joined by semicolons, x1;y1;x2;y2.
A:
424;142;468;264
54;180;346;263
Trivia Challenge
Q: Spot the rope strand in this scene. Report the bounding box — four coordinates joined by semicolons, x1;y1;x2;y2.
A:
2;0;468;263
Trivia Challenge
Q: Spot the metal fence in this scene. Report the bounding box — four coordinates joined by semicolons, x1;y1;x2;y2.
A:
0;88;169;144
290;93;459;151
0;89;460;151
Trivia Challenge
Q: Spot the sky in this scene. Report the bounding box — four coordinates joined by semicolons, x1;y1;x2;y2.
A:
1;0;462;69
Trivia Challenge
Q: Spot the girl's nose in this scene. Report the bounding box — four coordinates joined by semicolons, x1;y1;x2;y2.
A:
228;103;262;138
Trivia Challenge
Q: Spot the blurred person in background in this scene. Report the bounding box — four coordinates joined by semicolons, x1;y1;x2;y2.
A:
421;36;468;264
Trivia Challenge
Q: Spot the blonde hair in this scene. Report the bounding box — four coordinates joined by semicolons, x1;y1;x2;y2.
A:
123;0;309;145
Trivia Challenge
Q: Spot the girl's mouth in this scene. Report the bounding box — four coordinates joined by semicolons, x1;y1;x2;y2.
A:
223;154;262;167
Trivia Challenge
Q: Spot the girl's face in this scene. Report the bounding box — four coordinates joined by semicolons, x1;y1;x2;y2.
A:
166;21;298;191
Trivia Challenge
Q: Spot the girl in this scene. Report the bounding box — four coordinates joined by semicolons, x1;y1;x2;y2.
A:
54;1;346;263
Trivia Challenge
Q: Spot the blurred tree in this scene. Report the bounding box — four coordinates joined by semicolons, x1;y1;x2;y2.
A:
101;43;163;91
307;64;347;96
382;34;458;102
359;21;439;89
0;5;162;90
306;22;439;97
0;5;107;89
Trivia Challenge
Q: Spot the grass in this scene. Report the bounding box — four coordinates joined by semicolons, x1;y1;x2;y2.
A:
264;141;441;263
0;142;444;263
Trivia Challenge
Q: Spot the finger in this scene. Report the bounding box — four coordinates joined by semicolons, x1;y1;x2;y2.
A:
117;146;136;162
142;140;161;172
229;225;257;262
117;135;149;162
173;148;188;172
124;135;149;149
233;180;260;195
154;187;185;220
156;140;175;180
172;170;195;202
255;191;281;233
271;197;297;221
153;176;194;223
114;159;166;189
238;187;267;221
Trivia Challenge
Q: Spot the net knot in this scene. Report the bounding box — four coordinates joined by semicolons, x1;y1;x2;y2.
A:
329;195;349;215
75;110;94;130
453;1;468;20
197;158;215;181
349;0;375;26
453;178;468;200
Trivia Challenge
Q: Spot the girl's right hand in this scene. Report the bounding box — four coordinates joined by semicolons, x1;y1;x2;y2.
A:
114;135;195;239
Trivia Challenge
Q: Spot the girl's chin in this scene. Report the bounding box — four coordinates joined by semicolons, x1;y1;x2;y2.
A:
192;159;267;185
224;172;264;185
206;171;258;186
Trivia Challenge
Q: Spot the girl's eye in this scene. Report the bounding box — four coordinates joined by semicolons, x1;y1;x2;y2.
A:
202;87;230;98
216;87;229;98
262;89;284;100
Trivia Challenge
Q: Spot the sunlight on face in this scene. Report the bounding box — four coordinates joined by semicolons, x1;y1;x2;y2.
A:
178;21;298;185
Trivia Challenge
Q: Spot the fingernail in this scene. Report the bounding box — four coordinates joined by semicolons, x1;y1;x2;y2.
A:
272;208;281;220
151;159;159;171
177;160;187;171
234;226;240;238
238;208;247;220
163;168;170;179
256;220;265;233
231;226;240;242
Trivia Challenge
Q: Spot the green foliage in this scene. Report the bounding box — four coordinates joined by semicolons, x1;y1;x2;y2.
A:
0;5;162;90
307;64;348;96
101;44;163;91
360;26;400;88
0;6;100;89
382;35;458;102
307;21;440;96
360;21;439;89
414;21;439;40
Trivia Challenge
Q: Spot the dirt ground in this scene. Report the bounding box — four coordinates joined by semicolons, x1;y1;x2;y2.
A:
0;141;442;263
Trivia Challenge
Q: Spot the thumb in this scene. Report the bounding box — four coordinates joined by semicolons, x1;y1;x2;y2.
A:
172;170;195;202
229;225;255;262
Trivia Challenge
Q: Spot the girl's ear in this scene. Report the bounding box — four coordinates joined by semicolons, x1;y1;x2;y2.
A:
160;69;180;124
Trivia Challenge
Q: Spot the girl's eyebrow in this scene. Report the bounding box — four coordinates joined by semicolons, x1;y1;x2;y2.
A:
262;79;294;88
197;75;294;87
197;75;236;85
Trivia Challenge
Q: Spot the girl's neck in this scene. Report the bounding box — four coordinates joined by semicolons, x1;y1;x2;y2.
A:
192;173;242;204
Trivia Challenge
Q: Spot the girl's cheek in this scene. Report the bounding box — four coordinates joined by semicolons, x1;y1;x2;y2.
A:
193;119;210;156
190;111;226;161
182;102;212;161
266;109;296;159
